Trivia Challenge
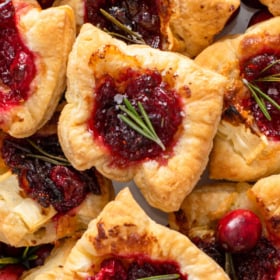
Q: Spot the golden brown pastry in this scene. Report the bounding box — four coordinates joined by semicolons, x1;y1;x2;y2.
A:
260;0;280;16
248;174;280;240
0;170;113;247
0;133;114;247
195;17;280;182
53;0;240;57
58;23;226;212
38;187;229;280
168;182;255;239
0;0;75;138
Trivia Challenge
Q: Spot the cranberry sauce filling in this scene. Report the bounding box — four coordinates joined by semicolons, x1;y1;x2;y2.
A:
88;256;187;280
90;68;183;166
193;236;280;279
1;135;101;213
233;237;280;279
0;0;36;109
84;0;161;48
240;52;280;140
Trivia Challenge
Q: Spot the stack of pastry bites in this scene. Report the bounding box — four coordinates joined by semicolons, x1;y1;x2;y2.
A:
4;0;280;279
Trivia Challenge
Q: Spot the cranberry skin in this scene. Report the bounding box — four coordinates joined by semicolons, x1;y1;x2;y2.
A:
0;264;25;280
216;209;262;253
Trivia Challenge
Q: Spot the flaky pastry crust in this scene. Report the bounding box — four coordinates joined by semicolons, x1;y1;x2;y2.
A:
195;17;280;182
43;188;229;280
248;174;280;241
0;0;75;138
53;0;240;57
58;23;226;212
168;182;255;239
0;170;113;247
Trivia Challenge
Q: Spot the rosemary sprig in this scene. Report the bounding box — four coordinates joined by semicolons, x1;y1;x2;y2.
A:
242;77;280;121
256;73;280;82
225;252;238;280
26;139;71;166
99;8;145;44
260;59;280;74
0;246;38;269
118;98;165;150
137;274;180;280
242;59;280;121
242;78;272;120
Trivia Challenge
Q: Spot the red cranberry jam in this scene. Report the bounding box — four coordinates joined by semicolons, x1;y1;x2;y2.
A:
84;0;161;48
233;237;280;279
1;135;101;213
0;0;36;110
193;236;280;279
240;52;280;140
87;256;187;280
89;68;183;166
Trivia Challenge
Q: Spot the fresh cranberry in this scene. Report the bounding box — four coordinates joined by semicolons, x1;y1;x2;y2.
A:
84;0;161;48
247;9;273;27
0;0;36;110
240;52;280;140
216;209;262;253
90;68;183;166
0;264;25;280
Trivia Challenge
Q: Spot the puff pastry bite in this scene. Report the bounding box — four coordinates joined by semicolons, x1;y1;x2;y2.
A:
58;23;226;212
0;0;75;138
195;17;280;182
35;187;228;280
169;178;280;279
53;0;240;57
0;133;114;247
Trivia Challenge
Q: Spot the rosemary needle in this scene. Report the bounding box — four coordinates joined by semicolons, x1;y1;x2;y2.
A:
242;58;280;121
118;98;165;150
242;78;272;121
26;139;70;166
99;8;145;44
